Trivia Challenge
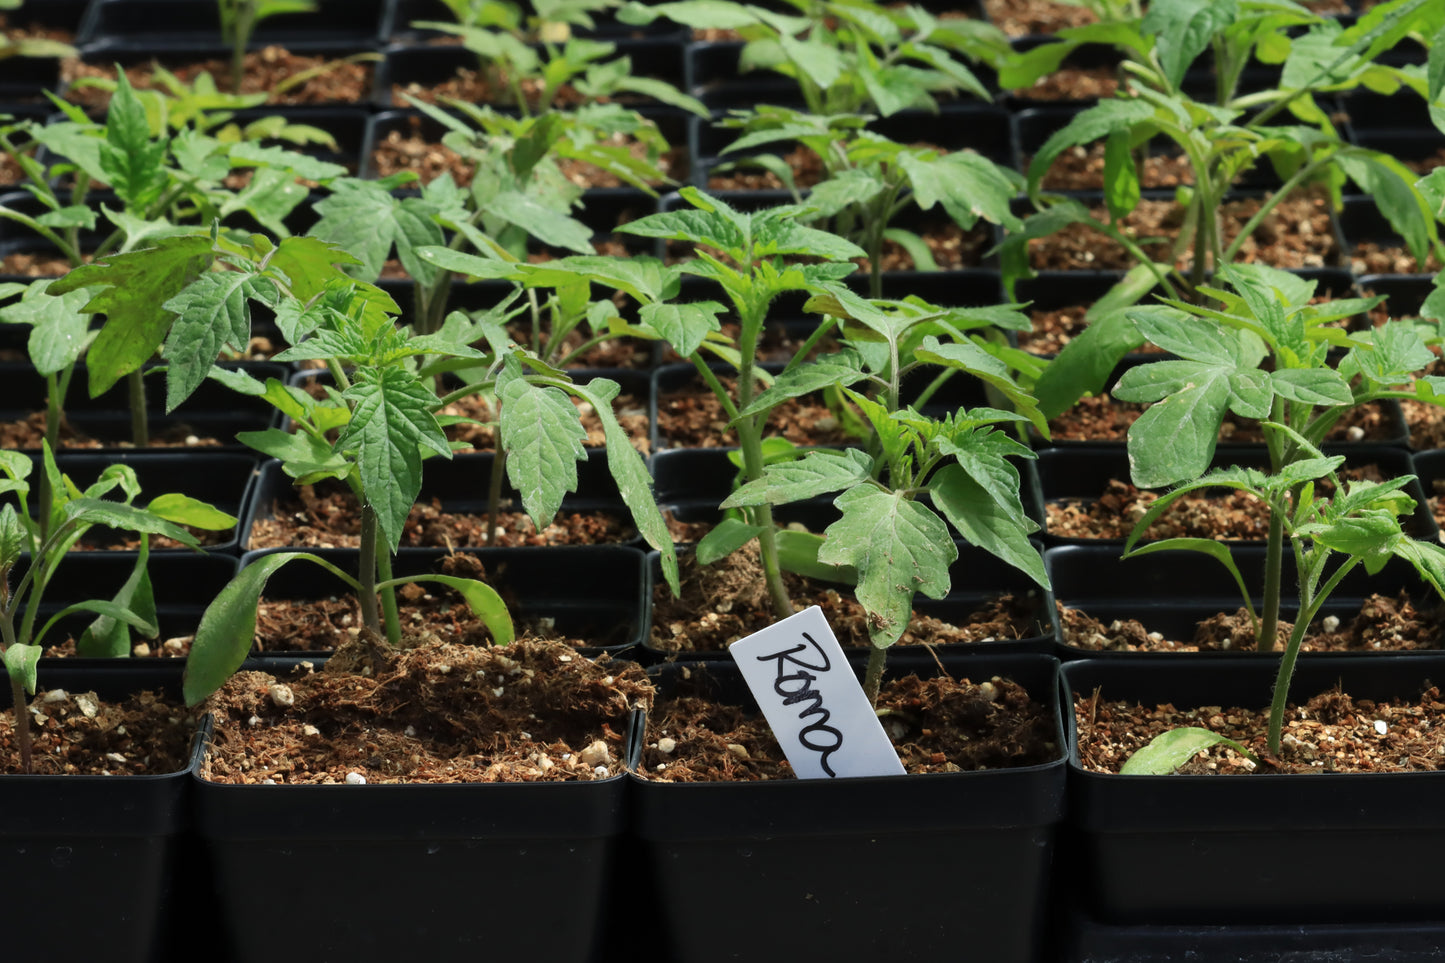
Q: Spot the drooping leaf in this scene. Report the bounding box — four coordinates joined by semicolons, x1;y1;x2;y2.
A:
499;376;587;529
76;541;157;658
930;463;1049;589
148;493;238;530
48;235;215;397
162;271;266;412
336;367;453;551
396;575;514;645
1143;0;1240;89
819;487;956;649
0;279;95;377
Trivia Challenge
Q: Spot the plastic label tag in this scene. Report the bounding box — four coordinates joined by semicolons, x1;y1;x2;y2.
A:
728;605;905;780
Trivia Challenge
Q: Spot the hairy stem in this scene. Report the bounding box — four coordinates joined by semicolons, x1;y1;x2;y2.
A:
127;369;149;448
357;502;381;636
863;646;886;707
8;670;31;774
735;295;793;621
485;446;508;548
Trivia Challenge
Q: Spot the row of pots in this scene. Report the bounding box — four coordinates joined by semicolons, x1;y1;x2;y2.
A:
26;644;1445;963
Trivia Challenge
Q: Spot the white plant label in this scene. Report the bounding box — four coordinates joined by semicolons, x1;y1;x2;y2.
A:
728;605;905;780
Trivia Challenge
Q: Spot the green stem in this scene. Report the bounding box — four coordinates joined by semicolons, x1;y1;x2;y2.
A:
735;295;792;621
1267;555;1360;756
127;369;149;448
357;502;381;635
485;446;508;548
863;646;886;707
375;535;401;645
8;669;31;774
1257;508;1285;653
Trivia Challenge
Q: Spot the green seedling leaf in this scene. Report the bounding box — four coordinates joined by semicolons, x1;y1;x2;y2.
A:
931;463;1049;590
500;377;587;529
162;271;267;411
76;542;157;658
0;279;95;377
1103;129;1141;221
312;181;444;283
63;497;200;547
1270;367;1353;405
337;367;453;552
100;70;168;212
722;449;873;509
484;189;595;254
900;151;1023;232
184;552;354;705
776;529;855;584
1123;538;1257;616
148;493;238;530
0;505;23;570
40;599;158;657
237;427;350;482
696;517;765;565
1336;152;1436;267
737;350;867;420
1121;727;1256;774
3;644;41;696
395;575;514;645
640;301;724;357
570;379;679;594
268;236;364;303
1144;0;1239;89
49;235;215;397
819;487;956;649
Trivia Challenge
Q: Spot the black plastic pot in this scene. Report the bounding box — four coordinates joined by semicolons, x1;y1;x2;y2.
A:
47;450;260;555
194;668;641;963
0;360;288;451
1062;654;1445;925
77;0;388;49
1339;194;1436;277
631;651;1066;963
239;543;649;657
1046;543;1445;660
23;551;238;660
0;662;202;963
1340;89;1436;134
0;0;86;105
238;450;638;552
375;38;687;111
1035;443;1437;546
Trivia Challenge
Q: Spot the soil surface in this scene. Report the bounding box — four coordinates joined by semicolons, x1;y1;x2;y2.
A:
371;128;685;189
642;668;1058;780
1047;465;1417;541
1032;145;1194;192
1045;393;1393;443
1349;241;1443;276
650;541;1046;653
62;47;372;110
1060;591;1445;654
248;480;634;549
0;687;194;775
1009;66;1119;102
0;410;226;450
707;145;827;191
654;376;861;449
985;0;1097;35
1027;193;1337;272
1020;304;1167;356
0;252;79;277
200;636;651;784
1075;681;1445;774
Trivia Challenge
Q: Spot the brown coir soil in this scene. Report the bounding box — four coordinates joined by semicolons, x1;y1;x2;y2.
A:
0;410;226;450
650;541;1045;654
985;0;1097;35
1076;682;1445;774
1060;591;1445;654
642;665;1058;780
247;480;633;550
63;47;372;110
1045;393;1394;443
0;688;193;775
199;636;651;784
